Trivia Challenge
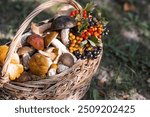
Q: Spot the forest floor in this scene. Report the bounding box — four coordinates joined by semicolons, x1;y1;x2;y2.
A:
0;0;150;100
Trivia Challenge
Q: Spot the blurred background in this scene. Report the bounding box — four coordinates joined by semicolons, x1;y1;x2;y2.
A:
0;0;150;100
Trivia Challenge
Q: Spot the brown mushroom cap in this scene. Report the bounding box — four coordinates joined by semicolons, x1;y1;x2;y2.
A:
58;53;74;67
18;46;33;55
51;16;76;30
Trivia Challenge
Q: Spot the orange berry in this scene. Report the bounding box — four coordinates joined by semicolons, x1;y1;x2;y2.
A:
72;35;75;39
77;22;81;26
72;40;77;44
76;36;80;40
79;37;83;41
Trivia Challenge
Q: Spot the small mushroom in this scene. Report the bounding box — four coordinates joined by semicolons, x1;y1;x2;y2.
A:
58;53;74;67
28;53;49;76
51;16;76;46
18;46;34;70
27;34;44;50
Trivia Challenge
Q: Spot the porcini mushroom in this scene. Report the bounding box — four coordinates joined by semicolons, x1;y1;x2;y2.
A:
57;53;74;74
51;16;76;46
27;34;44;50
58;53;74;67
18;46;34;70
28;53;49;76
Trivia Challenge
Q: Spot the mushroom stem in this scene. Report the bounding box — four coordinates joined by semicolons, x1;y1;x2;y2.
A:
48;64;58;76
61;28;70;46
22;53;30;70
31;22;52;36
51;38;77;62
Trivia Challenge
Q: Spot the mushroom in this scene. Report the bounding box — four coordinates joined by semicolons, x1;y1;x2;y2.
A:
48;64;58;76
0;45;9;67
27;34;44;50
15;71;32;82
39;47;62;76
57;53;74;74
51;16;76;46
39;47;59;61
57;63;69;74
58;53;74;67
31;22;52;36
7;63;24;81
44;32;58;48
61;28;70;46
11;53;20;64
17;46;34;70
44;32;77;61
51;38;77;61
28;53;49;76
0;45;20;66
17;32;32;48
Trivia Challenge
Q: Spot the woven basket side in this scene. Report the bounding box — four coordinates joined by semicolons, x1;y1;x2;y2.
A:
3;53;102;100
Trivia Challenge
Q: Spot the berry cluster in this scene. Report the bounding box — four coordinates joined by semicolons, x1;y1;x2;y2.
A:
69;32;83;54
70;10;87;19
74;46;101;60
68;9;105;60
81;24;103;40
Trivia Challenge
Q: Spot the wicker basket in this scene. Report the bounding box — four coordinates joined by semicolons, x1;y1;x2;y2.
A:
0;0;103;100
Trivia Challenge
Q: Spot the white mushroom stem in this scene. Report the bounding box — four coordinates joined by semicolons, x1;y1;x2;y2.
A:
51;38;77;62
48;68;57;76
47;49;62;76
31;22;52;36
57;64;69;74
22;53;30;70
38;50;50;58
61;28;70;46
46;57;52;68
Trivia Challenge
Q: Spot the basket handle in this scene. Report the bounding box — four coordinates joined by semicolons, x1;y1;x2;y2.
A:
1;0;83;85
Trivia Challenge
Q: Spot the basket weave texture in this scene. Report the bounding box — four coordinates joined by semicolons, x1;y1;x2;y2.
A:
0;0;103;100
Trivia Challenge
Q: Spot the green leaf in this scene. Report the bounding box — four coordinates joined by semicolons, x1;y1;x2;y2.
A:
93;89;100;100
88;40;96;46
80;40;88;47
84;1;95;14
78;20;89;33
90;36;99;44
